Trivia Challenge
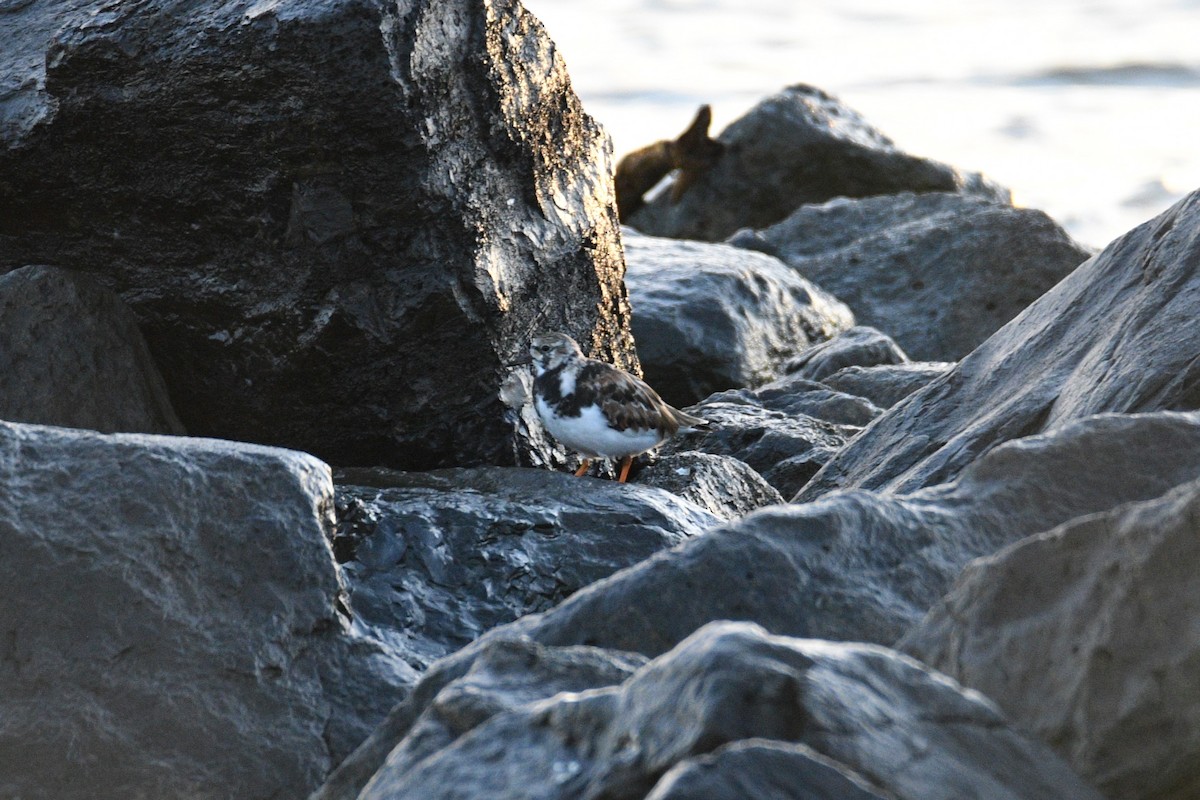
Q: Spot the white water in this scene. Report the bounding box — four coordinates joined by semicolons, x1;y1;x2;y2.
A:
525;0;1200;249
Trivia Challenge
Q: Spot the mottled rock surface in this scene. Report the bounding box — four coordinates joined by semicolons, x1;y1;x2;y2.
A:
0;265;183;434
741;191;1092;362
783;325;908;382
902;475;1200;800
635;451;784;520
318;411;1200;798
624;229;853;407
822;362;953;409
0;421;401;800
0;0;634;469
627;84;1008;242
332;467;720;675
800;190;1200;499
356;623;1101;800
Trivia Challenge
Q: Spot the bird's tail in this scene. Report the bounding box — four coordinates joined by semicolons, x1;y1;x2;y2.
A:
670;407;710;431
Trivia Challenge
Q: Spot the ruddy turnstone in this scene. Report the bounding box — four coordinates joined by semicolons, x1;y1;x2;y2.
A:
526;331;707;483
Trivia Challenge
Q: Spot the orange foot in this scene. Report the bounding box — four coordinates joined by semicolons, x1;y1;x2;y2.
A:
617;456;633;483
573;458;591;477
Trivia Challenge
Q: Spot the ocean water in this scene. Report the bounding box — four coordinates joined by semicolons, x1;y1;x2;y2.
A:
525;0;1200;249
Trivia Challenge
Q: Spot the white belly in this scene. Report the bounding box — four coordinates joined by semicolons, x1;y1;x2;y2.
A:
536;399;663;459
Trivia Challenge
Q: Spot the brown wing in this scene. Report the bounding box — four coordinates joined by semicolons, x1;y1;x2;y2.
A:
581;361;705;435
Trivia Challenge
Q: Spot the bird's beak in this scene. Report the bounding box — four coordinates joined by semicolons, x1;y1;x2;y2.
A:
506;354;532;368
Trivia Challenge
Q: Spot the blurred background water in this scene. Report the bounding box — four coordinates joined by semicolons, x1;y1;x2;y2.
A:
525;0;1200;248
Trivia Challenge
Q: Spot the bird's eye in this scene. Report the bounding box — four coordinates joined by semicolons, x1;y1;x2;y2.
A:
539;345;550;352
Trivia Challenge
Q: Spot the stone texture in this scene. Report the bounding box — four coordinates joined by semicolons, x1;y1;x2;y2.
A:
0;421;402;800
626;84;1008;242
318;411;1200;798
635;451;784;520
624;229;853;407
659;389;859;498
0;0;634;470
356;623;1102;800
901;476;1200;800
739;191;1092;362
0;264;184;434
645;740;889;800
822;362;953;410
800;190;1200;499
331;466;720;674
782;325;909;382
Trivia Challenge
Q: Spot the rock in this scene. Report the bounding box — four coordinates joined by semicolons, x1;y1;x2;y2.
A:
645;740;889;800
635;452;785;519
356;623;1102;800
660;389;860;497
0;421;402;799
822;362;954;409
314;410;1200;800
624;229;853;407
751;372;882;426
799;190;1200;499
331;466;720;674
742;191;1093;362
626;84;1009;242
782;325;909;381
0;265;183;434
901;475;1200;800
0;0;633;470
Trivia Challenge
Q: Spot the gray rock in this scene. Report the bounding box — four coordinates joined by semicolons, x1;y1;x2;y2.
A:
357;622;1101;800
799;190;1200;499
783;325;909;382
0;0;633;470
624;229;853;407
635;452;785;520
744;191;1092;362
0;421;401;800
645;740;889;800
901;476;1200;800
0;265;183;434
331;467;721;675
752;372;883;426
822;362;954;409
627;84;1008;242
660;389;860;497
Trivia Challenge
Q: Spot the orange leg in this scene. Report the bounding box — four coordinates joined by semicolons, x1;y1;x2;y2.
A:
573;458;591;477
617;456;633;484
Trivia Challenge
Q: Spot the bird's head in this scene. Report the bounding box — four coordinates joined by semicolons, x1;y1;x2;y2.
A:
528;331;585;374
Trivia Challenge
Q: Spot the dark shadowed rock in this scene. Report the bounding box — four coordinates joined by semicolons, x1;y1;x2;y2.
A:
782;325;908;382
626;84;1009;242
624;229;853;407
0;265;183;434
799;190;1200;499
645;740;889;800
318;411;1200;798
660;389;859;497
902;476;1200;800
331;466;720;675
822;362;954;409
740;191;1092;362
635;451;785;519
356;623;1101;800
0;0;634;470
0;421;402;800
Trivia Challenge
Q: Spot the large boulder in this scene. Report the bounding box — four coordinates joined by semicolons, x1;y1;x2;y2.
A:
0;421;402;799
901;476;1200;800
782;325;909;382
821;362;954;409
737;191;1093;362
623;229;853;407
0;0;633;470
634;452;785;520
0;264;183;434
318;411;1200;797
332;467;720;674
355;623;1102;800
626;84;1008;242
800;190;1200;499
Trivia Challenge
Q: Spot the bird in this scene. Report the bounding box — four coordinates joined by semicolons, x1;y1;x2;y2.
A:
525;331;708;483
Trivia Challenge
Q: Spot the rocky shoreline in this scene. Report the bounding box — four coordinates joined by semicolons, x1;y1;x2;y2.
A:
1;0;1195;798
